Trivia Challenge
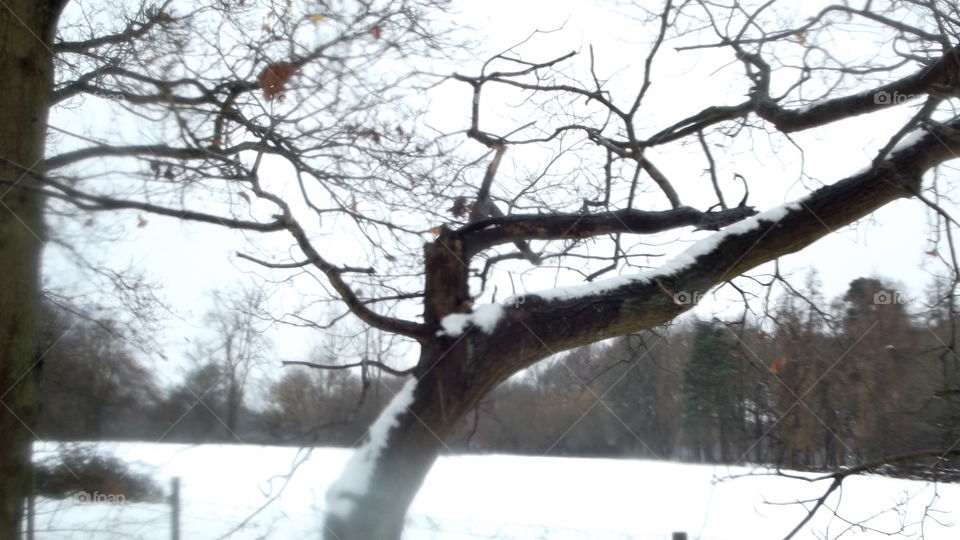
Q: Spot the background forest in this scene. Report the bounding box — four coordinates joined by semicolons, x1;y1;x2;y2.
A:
39;273;960;478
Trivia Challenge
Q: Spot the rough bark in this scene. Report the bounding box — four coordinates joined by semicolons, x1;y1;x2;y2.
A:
0;1;63;536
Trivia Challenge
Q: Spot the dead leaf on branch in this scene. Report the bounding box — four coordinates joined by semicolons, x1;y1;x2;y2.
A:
345;124;382;144
258;62;297;101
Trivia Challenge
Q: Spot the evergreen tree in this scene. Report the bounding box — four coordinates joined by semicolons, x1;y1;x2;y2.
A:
681;321;742;462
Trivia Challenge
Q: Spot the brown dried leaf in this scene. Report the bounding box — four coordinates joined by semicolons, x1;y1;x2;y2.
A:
258;62;297;101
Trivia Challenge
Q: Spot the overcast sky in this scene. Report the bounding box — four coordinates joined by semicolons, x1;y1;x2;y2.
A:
43;0;951;384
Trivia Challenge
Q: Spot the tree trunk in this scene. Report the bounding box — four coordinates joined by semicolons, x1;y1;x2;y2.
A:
0;1;63;537
322;334;509;540
322;375;449;540
323;228;531;539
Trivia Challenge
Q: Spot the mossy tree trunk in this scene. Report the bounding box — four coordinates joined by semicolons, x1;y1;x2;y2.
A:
0;1;65;537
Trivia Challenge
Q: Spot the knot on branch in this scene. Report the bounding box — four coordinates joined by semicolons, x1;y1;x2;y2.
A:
695;205;757;231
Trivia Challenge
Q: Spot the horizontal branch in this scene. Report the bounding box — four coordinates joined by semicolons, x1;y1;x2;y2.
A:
625;45;959;149
282;359;414;377
236;252;376;274
459;205;757;259
44;142;266;170
755;44;960;133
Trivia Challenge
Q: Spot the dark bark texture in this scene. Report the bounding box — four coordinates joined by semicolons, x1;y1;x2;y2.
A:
0;1;63;537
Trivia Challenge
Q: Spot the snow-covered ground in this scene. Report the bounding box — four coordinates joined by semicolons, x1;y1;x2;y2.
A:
31;442;959;539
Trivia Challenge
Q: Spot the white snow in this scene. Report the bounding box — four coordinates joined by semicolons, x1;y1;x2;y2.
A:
508;201;802;303
28;441;960;539
889;127;928;155
439;303;504;337
325;377;418;517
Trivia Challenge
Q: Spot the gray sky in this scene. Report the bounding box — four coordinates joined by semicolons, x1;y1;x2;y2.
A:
43;0;953;382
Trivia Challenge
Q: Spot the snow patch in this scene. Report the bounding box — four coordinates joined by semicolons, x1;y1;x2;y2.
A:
325;377;418;518
439;303;504;337
508;201;803;303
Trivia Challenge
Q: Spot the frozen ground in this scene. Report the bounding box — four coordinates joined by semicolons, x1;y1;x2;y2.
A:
30;442;959;539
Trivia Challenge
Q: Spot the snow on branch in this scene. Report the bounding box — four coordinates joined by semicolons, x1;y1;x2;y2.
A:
506;200;804;303
439;304;504;338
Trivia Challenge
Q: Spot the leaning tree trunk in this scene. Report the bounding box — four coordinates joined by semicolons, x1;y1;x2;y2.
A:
322;340;523;540
323;229;542;540
0;1;64;536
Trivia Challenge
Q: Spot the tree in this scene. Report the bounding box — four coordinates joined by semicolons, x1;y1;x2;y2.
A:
195;286;269;435
159;361;230;441
681;321;742;462
35;300;162;440
0;2;70;535
2;1;960;539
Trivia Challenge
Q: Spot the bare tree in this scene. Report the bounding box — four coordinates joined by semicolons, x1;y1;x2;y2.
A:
2;0;960;539
1;0;456;535
195;286;269;435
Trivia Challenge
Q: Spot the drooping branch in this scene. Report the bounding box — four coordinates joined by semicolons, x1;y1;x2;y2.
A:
781;448;960;539
246;183;430;340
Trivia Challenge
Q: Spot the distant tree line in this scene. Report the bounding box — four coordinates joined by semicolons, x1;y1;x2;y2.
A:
457;275;960;477
34;275;960;477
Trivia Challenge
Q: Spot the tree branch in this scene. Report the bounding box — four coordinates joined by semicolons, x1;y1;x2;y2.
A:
489;116;960;361
281;359;413;377
460;205;758;259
